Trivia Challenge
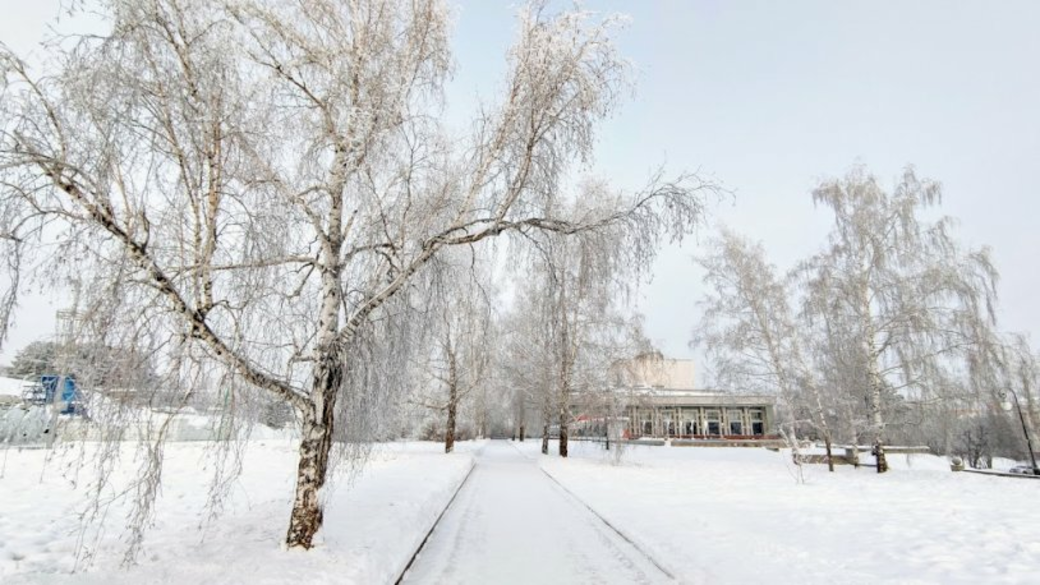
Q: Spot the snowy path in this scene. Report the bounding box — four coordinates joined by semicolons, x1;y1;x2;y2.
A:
401;441;675;585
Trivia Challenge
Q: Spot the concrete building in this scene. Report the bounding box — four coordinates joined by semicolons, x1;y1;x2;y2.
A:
587;354;777;440
621;388;774;439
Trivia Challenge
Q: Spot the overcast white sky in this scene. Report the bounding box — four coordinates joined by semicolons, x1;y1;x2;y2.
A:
2;1;1039;386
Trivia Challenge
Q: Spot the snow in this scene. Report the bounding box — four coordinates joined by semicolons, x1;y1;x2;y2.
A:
401;441;672;584
521;440;1040;584
4;437;1036;584
0;376;28;397
0;440;478;584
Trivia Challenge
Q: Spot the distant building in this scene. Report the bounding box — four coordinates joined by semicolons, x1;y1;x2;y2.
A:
581;353;776;440
613;352;696;389
621;388;775;439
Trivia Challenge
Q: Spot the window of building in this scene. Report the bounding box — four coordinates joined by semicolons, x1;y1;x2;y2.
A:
727;409;744;436
749;408;765;436
705;409;720;435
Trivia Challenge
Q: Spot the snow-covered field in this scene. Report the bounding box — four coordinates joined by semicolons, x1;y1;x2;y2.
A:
522;440;1039;584
0;439;477;584
4;437;1036;584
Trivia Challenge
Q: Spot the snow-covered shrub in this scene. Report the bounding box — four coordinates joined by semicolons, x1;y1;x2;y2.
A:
0;405;49;445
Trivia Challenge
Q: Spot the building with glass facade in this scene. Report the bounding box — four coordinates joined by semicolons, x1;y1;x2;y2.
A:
622;389;774;439
585;354;777;440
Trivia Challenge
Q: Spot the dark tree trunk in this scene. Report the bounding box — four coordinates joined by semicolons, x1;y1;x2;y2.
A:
285;358;341;549
825;435;835;473
556;350;570;458
541;423;549;454
444;352;459;453
866;309;888;474
519;424;525;442
445;385;458;454
559;415;569;458
874;439;888;473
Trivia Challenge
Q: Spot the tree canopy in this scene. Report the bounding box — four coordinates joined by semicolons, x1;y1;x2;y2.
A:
0;0;711;550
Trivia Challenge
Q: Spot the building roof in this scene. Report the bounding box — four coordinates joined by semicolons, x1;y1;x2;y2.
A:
623;388;775;408
587;386;774;407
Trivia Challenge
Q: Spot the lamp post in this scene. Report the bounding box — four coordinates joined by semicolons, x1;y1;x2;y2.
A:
1001;387;1040;475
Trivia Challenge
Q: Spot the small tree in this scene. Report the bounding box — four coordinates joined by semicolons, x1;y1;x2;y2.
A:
955;413;992;469
501;268;562;455
418;252;494;453
694;229;835;472
521;181;668;458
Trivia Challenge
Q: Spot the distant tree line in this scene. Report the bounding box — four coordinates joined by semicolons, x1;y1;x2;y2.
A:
6;340;157;389
694;166;1035;472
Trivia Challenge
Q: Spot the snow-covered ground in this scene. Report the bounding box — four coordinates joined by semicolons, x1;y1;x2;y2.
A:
0;377;28;406
402;441;673;584
4;437;1035;584
521;439;1039;584
0;439;478;584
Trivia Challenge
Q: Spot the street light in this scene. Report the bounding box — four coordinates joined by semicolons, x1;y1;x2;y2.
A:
1000;387;1040;475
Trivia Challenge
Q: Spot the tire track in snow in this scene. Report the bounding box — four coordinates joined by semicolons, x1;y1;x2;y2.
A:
520;443;681;584
394;456;478;585
401;441;676;584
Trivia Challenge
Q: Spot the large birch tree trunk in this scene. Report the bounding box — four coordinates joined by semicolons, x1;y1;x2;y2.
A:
445;398;457;453
558;353;571;458
556;278;571;458
286;356;341;548
867;334;888;473
287;252;343;548
558;359;571;458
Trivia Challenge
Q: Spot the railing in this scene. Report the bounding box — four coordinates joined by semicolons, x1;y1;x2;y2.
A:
629;433;780;441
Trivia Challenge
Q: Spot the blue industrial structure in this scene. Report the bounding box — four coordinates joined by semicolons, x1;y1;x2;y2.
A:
22;375;86;415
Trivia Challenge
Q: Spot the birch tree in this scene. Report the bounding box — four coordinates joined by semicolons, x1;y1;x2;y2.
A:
519;179;663;458
803;166;998;473
694;229;835;471
419;252;493;453
802;298;873;461
965;330;1040;468
0;0;710;549
499;286;583;446
502;268;561;454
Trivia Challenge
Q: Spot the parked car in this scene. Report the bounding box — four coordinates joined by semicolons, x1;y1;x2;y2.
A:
1008;464;1038;475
